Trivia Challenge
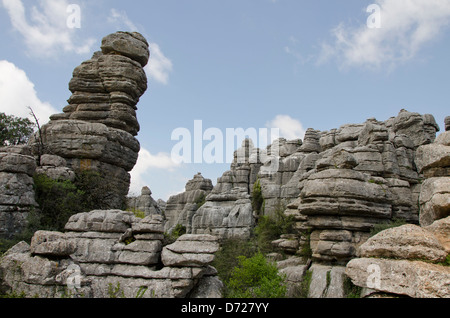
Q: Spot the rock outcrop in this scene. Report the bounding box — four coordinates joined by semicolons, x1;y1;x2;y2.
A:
0;210;222;298
0;146;37;239
345;126;450;298
126;186;163;217
30;32;149;209
164;173;213;233
415;129;450;226
345;218;450;298
285;110;440;265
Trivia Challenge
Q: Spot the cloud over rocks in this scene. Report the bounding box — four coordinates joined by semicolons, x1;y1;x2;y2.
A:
129;147;181;195
318;0;450;70
0;60;57;124
266;115;306;141
2;0;96;57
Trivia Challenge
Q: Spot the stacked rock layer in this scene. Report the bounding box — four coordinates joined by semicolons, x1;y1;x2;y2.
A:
31;32;149;209
0;210;222;298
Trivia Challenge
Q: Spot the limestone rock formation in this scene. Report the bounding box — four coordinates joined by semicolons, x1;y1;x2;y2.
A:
30;31;149;209
415;130;450;226
345;217;450;298
0;210;222;298
0;146;37;239
290;110;440;265
126;186;163;217
164;173;213;233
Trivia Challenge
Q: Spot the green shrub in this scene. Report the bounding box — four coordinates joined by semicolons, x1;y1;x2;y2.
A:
73;170;119;210
0;210;42;254
212;237;257;288
33;174;86;232
32;171;111;233
251;180;264;215
195;193;206;210
253;201;294;254
226;252;287;298
163;224;187;246
298;270;312;298
343;276;362;298
370;218;407;237
127;208;146;219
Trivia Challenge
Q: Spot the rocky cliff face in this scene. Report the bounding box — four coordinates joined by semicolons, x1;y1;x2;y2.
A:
163;173;214;234
166;110;440;261
0;210;222;298
126;186;163;217
30;32;149;209
0;30;448;298
0;146;37;239
344;128;450;298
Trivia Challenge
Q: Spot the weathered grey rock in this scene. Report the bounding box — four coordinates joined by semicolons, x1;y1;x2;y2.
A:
279;264;308;298
419;177;450;227
0;210;222;298
164;173;213;233
191;189;255;239
425;216;450;254
0;146;37;239
393;110;439;148
445;116;450;132
358;224;447;263
126;186;163;217
30;231;75;257
65;210;138;233
161;234;219;267
336;124;363;144
346;258;450;298
132;214;164;234
436;131;450;146
307;265;347;298
272;234;300;255
299;129;321;153
189;275;224;298
415;144;450;178
28;31;150;210
101;31;150;67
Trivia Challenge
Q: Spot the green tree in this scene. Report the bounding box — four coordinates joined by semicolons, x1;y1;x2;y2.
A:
227;252;287;298
0;112;35;146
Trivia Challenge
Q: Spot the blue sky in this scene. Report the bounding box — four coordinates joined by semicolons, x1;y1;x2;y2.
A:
1;0;449;201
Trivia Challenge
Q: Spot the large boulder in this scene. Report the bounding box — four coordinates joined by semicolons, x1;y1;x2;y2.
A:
346;216;450;298
358;224;447;263
346;258;450;298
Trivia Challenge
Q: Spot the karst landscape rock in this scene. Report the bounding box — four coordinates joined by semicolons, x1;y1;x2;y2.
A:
0;32;449;298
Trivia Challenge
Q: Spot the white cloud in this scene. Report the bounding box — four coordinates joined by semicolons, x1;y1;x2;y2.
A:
107;8;138;31
106;8;173;85
2;0;96;57
145;43;174;85
266;115;306;141
318;0;450;70
0;60;57;124
129;147;181;195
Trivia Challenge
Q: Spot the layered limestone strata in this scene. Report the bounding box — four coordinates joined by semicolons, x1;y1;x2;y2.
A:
0;210;222;298
0;146;37;239
30;31;149;209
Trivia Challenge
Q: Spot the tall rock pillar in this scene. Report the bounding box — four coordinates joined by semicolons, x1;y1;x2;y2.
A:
31;32;150;209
